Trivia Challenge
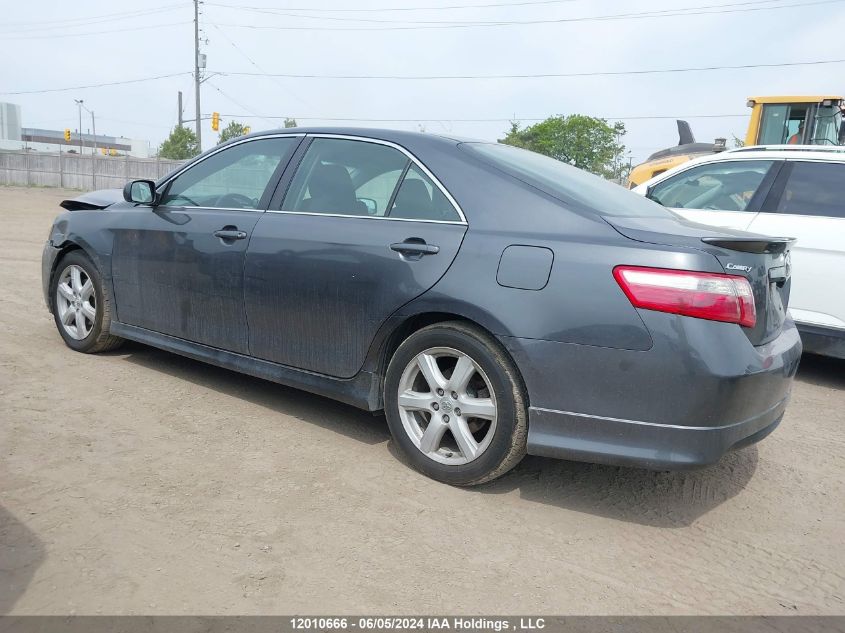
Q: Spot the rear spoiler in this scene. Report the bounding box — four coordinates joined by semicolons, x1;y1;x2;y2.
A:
701;236;796;254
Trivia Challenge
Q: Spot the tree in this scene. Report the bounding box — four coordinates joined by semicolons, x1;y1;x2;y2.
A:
218;121;251;144
283;117;298;128
500;115;626;178
158;125;200;160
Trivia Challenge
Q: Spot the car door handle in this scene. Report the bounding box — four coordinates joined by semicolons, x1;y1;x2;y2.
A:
214;229;248;240
390;241;440;256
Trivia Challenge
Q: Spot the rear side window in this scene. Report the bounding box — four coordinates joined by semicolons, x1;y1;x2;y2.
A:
356;168;405;215
776;162;845;218
648;160;774;211
389;164;461;222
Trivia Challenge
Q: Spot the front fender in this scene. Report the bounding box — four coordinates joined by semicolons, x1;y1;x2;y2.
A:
43;211;117;312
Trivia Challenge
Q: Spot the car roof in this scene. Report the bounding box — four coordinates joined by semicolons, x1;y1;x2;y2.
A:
635;145;845;190
726;144;845;157
238;126;485;148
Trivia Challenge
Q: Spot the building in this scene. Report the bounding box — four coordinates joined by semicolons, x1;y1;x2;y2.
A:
0;102;151;158
0;102;22;141
19;127;151;158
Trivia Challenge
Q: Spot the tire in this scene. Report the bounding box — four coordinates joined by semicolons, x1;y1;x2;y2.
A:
384;321;527;486
50;250;124;354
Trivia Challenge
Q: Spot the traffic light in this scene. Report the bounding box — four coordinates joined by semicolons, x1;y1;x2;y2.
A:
243;126;251;134
64;129;71;142
211;112;220;131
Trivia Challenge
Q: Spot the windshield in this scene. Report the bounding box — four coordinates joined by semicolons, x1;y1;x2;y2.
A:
460;142;675;218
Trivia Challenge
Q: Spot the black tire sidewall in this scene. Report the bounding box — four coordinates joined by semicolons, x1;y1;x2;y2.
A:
384;324;522;485
50;251;107;352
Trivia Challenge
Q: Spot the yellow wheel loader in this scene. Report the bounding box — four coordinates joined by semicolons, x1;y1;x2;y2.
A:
627;95;845;188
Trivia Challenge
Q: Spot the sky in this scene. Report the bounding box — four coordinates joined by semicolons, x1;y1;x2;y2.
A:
1;0;844;164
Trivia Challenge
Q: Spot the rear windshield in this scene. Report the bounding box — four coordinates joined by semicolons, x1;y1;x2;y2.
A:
460;142;675;218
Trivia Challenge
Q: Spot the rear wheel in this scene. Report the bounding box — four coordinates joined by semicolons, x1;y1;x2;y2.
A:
50;250;123;353
384;321;527;485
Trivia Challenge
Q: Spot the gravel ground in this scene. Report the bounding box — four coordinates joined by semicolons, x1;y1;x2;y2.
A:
1;186;843;615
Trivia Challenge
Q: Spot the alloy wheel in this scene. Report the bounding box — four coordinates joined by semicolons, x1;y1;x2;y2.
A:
55;264;96;340
396;346;498;465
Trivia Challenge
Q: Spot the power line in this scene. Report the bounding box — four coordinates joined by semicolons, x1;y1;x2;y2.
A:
206;0;844;30
209;0;808;25
213;57;845;79
210;23;315;110
0;72;193;96
7;57;842;97
0;22;190;40
205;79;280;128
98;116;176;130
206;0;587;12
0;3;184;28
204;0;782;12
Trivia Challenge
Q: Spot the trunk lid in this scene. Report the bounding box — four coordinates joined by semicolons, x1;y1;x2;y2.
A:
605;215;795;346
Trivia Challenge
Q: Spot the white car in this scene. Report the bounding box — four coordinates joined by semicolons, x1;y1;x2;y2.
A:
633;145;845;359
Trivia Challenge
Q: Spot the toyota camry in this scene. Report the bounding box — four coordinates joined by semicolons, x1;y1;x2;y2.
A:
42;128;802;485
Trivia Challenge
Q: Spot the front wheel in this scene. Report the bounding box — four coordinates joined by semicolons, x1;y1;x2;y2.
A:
50;250;123;353
384;321;527;486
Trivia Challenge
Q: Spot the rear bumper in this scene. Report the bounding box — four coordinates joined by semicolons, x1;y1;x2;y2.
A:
797;323;845;360
527;400;786;470
500;313;802;470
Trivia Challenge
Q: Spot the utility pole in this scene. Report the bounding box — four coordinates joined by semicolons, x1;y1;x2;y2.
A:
193;0;202;149
75;99;96;155
91;110;97;189
178;91;183;127
74;99;83;154
91;110;97;155
75;99;98;187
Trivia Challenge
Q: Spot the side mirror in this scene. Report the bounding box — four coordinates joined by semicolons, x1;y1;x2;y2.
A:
123;179;156;205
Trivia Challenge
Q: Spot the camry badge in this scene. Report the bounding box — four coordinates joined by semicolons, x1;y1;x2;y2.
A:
726;263;752;273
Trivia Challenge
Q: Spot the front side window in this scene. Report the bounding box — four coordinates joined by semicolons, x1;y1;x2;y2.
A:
282;138;408;216
648;160;774;211
777;161;845;217
161;137;296;209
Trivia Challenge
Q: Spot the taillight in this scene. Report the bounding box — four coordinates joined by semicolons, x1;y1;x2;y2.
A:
613;266;756;328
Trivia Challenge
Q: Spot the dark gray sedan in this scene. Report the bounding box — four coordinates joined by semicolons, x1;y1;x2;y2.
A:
42;128;802;485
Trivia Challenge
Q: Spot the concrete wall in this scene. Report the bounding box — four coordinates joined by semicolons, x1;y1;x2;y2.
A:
0;150;184;191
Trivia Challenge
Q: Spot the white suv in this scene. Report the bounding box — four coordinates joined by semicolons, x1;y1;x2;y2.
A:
633;145;845;359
